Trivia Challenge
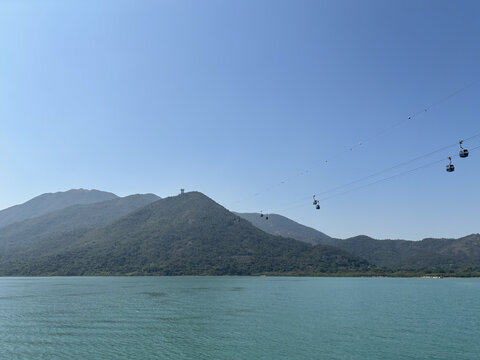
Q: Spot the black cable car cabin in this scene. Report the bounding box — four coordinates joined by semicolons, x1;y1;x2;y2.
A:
446;157;455;172
459;140;469;158
459;148;469;158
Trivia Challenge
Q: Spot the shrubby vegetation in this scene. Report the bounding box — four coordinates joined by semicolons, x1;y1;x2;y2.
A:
317;234;480;273
0;192;372;276
235;212;332;245
0;189;118;228
238;213;480;276
0;194;159;264
0;191;478;277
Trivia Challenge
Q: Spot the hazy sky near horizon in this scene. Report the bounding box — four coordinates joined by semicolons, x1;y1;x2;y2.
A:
1;0;479;240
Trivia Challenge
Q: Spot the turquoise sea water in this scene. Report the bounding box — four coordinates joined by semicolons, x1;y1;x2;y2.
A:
0;277;479;359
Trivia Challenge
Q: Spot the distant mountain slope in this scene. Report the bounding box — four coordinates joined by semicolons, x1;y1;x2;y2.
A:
0;194;160;263
0;192;372;276
0;189;118;229
238;212;480;272
332;234;480;271
235;212;332;245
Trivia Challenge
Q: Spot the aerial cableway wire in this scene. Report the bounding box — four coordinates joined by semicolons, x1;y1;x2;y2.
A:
332;80;480;162
227;80;479;207
323;79;480;163
261;133;480;213
315;131;480;197
270;159;446;214
266;142;480;215
319;143;480;202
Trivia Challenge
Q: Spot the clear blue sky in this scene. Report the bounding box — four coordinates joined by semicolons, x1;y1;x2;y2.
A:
1;0;479;240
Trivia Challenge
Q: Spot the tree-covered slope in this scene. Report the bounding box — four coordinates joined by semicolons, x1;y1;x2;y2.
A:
0;189;118;229
238;211;480;272
332;234;480;271
235;212;332;245
0;194;160;263
3;188;476;276
0;192;372;276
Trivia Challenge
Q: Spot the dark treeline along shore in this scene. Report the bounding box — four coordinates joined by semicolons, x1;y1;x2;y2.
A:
0;189;478;277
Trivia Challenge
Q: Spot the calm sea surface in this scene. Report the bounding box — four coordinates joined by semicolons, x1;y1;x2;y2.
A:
0;277;479;359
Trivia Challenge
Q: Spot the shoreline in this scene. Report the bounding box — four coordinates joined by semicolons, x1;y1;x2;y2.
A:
0;274;479;278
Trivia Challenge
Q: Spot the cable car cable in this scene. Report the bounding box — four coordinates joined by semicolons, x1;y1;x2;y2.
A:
226;81;479;208
322;80;480;164
265;143;480;215
317;143;480;204
315;132;480;197
263;133;480;211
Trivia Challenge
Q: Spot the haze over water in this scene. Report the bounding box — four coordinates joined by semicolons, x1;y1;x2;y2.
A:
0;277;478;359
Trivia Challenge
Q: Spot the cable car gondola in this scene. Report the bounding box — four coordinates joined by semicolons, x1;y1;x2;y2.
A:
313;195;320;209
446;157;455;172
459;140;469;158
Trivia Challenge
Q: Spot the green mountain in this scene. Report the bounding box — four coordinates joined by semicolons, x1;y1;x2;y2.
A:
2;189;476;276
0;192;372;276
235;212;332;245
331;234;480;272
0;194;160;264
237;211;480;273
0;189;118;229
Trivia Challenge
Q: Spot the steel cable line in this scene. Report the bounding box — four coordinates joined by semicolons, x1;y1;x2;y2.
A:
227;81;479;208
318;143;480;203
265;142;480;215
420;80;480;114
323;80;480;164
318;159;445;202
264;134;480;212
268;159;445;214
315;132;480;198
